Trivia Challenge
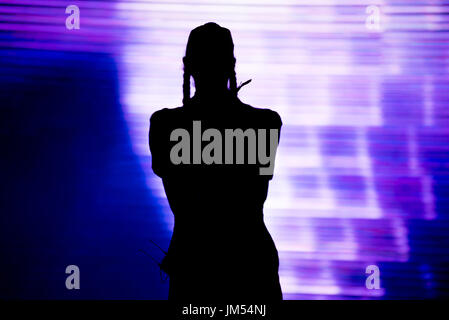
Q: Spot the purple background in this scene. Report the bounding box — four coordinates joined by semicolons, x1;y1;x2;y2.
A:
1;0;448;299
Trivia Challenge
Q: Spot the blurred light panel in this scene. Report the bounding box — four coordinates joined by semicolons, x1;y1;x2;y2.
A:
2;0;449;299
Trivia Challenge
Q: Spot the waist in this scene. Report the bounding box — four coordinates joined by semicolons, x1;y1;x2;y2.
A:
171;219;272;247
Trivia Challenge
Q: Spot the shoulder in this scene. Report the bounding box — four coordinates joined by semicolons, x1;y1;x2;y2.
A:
238;102;282;128
150;106;184;125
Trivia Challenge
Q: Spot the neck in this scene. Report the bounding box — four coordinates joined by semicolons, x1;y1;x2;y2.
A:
194;87;231;102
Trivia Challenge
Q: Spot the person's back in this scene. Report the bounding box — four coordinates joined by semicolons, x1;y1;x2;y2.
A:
149;23;283;301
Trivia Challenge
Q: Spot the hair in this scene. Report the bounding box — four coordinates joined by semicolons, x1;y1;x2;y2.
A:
182;23;238;105
182;61;191;105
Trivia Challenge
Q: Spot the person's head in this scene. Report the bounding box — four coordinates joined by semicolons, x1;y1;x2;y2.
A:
182;22;237;104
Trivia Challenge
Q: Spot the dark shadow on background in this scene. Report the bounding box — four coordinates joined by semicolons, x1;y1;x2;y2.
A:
0;48;169;299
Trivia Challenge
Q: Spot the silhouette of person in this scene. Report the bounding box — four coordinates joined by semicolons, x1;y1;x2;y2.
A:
149;22;282;301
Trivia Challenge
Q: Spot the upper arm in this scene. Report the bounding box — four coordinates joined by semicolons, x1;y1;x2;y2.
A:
266;109;282;143
149;110;167;178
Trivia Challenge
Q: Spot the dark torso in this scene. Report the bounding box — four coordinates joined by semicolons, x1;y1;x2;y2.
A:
149;95;283;301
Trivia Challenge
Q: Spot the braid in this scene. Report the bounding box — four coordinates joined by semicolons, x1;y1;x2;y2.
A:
182;23;243;104
182;68;191;105
229;69;237;98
